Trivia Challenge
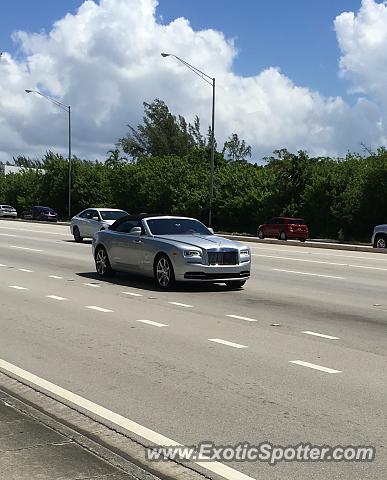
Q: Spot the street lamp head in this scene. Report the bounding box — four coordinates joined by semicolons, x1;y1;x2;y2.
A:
25;89;33;93
161;53;170;57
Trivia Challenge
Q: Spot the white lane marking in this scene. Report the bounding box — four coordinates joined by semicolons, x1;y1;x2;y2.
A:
46;295;68;301
86;306;113;313
208;338;247;349
0;358;255;480
8;285;28;290
122;291;143;297
348;264;387;272
0;225;65;236
18;268;33;273
302;331;340;340
226;314;257;322
10;245;42;252
137;319;168;327
83;283;100;288
252;253;346;266
168;301;193;308
0;233;17;237
49;275;63;279
272;269;344;280
290;360;341;374
250;246;382;261
0;264;7;267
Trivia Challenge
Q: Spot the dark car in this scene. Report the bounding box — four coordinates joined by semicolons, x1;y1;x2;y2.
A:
257;217;308;242
21;206;58;222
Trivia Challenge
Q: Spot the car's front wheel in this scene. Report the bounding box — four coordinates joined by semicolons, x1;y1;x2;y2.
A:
154;254;175;289
374;234;387;249
279;231;287;241
257;229;265;239
95;246;114;277
73;226;83;243
225;280;246;290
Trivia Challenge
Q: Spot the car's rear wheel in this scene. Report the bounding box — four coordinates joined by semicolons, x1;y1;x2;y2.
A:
225;280;246;290
258;229;265;239
374;234;387;249
300;238;306;243
95;246;114;277
279;231;287;241
154;254;175;289
73;226;83;243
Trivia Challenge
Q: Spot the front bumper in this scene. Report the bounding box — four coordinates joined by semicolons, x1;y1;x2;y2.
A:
175;261;251;283
0;212;17;218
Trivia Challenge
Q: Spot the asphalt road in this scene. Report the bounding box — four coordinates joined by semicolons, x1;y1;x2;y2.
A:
0;220;386;479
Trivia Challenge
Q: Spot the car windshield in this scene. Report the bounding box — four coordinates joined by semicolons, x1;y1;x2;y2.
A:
2;205;13;209
146;218;212;236
100;210;127;221
39;207;54;213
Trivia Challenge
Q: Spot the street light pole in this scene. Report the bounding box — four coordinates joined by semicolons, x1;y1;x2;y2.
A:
161;53;216;227
25;90;72;218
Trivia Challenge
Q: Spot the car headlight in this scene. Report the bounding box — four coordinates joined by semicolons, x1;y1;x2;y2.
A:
240;250;250;256
183;250;202;258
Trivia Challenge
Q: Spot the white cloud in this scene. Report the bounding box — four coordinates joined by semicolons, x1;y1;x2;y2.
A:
0;0;387;163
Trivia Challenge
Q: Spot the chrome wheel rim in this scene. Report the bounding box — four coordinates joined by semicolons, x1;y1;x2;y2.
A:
156;257;170;287
377;238;386;248
258;230;264;239
96;249;107;275
280;232;286;240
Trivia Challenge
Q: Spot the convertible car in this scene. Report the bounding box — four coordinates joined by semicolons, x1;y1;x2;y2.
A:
92;214;251;289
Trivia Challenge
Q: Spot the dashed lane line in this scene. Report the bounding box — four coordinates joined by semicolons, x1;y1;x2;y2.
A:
226;314;257;322
136;319;168;327
85;306;113;313
10;245;42;252
122;292;143;297
168;302;193;308
208;338;247;349
289;360;341;374
8;285;28;290
46;295;68;301
302;331;340;340
272;269;344;280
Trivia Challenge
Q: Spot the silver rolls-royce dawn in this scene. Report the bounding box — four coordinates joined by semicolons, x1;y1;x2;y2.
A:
92;214;251;289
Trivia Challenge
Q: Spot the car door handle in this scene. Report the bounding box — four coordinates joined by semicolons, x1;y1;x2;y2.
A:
132;239;142;244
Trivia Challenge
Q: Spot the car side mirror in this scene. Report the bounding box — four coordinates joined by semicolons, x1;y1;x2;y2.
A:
129;227;142;236
208;227;214;234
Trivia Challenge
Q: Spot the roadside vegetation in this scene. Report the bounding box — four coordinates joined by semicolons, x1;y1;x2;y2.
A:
1;99;387;240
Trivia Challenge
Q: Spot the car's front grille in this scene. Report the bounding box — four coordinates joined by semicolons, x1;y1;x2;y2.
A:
208;250;238;265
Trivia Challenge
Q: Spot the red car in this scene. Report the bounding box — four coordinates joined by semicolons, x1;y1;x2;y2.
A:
257;217;308;242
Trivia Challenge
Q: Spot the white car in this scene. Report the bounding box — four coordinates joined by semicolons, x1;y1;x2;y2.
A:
372;224;387;248
70;208;128;242
0;205;17;218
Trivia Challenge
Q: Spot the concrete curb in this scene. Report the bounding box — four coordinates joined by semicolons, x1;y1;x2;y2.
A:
223;235;387;254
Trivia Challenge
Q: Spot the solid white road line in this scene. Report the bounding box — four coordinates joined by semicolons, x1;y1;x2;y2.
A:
0;264;7;267
0;233;17;237
8;285;28;290
46;295;68;301
49;275;63;279
83;283;100;288
122;291;143;297
252;253;346;266
137;319;168;327
289;360;341;374
226;314;257;322
168;301;193;308
86;306;113;313
0;225;65;236
272;268;344;280
208;338;247;349
302;331;340;340
10;245;42;252
0;358;255;480
18;268;33;273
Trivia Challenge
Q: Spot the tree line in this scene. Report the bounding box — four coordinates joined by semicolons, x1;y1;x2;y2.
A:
1;99;387;241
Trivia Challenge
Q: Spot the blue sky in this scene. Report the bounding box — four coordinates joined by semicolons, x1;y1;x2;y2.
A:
1;0;386;162
1;0;361;98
